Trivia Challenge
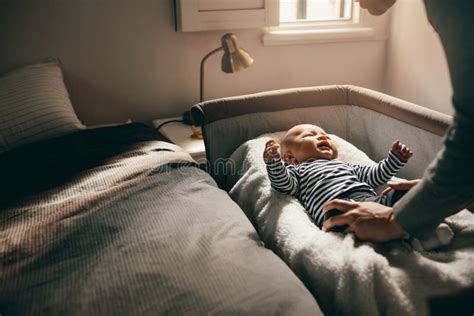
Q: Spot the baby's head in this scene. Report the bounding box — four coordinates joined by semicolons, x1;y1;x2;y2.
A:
280;124;338;165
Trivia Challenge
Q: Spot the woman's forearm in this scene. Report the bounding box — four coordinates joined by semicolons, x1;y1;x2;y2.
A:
394;114;474;238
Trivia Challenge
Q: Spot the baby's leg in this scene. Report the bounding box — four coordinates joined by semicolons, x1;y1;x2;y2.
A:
323;209;347;233
326;192;454;250
323;193;383;233
323;192;392;233
383;189;409;206
410;223;454;251
383;190;454;251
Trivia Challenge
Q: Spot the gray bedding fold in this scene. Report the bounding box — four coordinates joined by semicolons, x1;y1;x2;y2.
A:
0;141;321;315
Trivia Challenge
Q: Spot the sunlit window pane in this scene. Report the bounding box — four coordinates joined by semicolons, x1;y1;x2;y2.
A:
280;0;353;22
280;0;298;22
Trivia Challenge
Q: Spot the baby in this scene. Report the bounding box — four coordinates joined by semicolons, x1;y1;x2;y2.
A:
263;124;453;250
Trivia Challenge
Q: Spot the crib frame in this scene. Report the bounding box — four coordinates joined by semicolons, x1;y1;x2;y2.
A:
192;85;452;189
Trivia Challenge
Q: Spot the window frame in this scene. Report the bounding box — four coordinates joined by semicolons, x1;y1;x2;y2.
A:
175;0;279;32
263;0;390;46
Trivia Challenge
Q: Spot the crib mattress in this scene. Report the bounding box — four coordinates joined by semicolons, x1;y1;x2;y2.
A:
227;131;474;316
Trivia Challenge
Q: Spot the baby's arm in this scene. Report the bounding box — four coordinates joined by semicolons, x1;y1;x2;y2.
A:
391;140;413;161
351;140;413;188
264;139;299;195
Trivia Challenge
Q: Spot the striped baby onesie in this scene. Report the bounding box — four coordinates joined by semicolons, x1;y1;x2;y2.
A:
266;151;407;227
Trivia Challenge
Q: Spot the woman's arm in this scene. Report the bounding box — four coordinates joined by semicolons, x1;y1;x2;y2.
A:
394;0;474;238
394;115;474;238
323;0;474;241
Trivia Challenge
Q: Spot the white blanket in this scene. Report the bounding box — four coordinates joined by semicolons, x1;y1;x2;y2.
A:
227;132;474;316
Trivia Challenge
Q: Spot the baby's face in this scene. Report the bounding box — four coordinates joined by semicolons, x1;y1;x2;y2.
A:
282;124;338;163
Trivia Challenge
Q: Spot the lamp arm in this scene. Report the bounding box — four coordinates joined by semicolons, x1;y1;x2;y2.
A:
200;46;223;102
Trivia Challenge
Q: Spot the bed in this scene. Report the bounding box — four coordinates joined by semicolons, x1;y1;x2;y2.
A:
0;60;324;315
192;85;474;315
0;123;324;315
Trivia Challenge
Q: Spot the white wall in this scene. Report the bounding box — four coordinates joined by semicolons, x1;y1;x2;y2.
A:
384;0;453;115
0;0;388;125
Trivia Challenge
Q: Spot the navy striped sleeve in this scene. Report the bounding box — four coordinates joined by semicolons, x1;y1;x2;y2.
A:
350;151;407;188
266;159;299;195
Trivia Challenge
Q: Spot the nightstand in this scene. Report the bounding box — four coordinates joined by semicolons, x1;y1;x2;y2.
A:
152;117;206;163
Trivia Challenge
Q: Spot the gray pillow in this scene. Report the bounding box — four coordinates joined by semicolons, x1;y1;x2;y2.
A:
0;60;85;154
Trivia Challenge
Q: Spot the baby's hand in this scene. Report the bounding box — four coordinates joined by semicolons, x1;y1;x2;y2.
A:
391;140;413;161
263;139;281;164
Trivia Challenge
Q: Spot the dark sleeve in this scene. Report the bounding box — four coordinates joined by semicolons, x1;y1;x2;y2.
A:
394;115;474;238
394;0;474;238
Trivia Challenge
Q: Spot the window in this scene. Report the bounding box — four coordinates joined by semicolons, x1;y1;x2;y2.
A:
280;0;353;23
175;0;389;43
263;0;389;46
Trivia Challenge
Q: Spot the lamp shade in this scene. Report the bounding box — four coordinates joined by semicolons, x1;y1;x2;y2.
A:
221;33;254;73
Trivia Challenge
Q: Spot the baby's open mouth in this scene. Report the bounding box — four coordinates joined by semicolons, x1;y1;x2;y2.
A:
318;141;332;151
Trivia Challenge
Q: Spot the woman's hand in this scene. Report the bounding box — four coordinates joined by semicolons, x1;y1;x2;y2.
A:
322;199;407;242
359;0;397;15
263;139;281;164
381;179;421;196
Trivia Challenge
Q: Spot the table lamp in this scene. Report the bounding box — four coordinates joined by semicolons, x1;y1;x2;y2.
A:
187;32;254;139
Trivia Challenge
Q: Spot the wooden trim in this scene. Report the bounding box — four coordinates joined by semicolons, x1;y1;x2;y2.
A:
264;0;280;26
177;0;279;32
178;0;200;32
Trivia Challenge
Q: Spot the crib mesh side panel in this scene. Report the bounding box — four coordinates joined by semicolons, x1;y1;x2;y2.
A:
205;105;445;188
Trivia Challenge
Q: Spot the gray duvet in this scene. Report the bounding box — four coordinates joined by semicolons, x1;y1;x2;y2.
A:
0;129;320;315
